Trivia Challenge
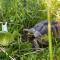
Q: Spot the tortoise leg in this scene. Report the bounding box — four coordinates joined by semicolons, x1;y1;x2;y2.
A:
32;38;39;50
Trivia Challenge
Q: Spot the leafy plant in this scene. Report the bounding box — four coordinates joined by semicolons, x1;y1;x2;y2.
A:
0;31;18;46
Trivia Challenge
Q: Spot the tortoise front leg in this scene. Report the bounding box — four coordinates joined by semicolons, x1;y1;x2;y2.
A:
32;38;39;50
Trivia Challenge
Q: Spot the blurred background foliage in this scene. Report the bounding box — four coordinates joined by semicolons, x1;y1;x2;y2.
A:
0;0;60;60
0;0;60;29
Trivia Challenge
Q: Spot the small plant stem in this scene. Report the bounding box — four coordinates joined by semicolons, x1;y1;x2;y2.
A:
47;0;53;60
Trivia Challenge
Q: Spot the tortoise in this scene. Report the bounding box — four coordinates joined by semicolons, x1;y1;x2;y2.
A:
23;20;60;50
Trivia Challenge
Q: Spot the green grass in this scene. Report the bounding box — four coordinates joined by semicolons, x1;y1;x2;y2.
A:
0;0;60;60
0;35;60;60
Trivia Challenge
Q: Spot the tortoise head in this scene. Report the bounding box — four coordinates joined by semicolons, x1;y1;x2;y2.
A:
23;28;35;41
23;28;41;38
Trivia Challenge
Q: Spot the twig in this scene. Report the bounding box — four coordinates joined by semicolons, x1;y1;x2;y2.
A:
0;47;16;60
